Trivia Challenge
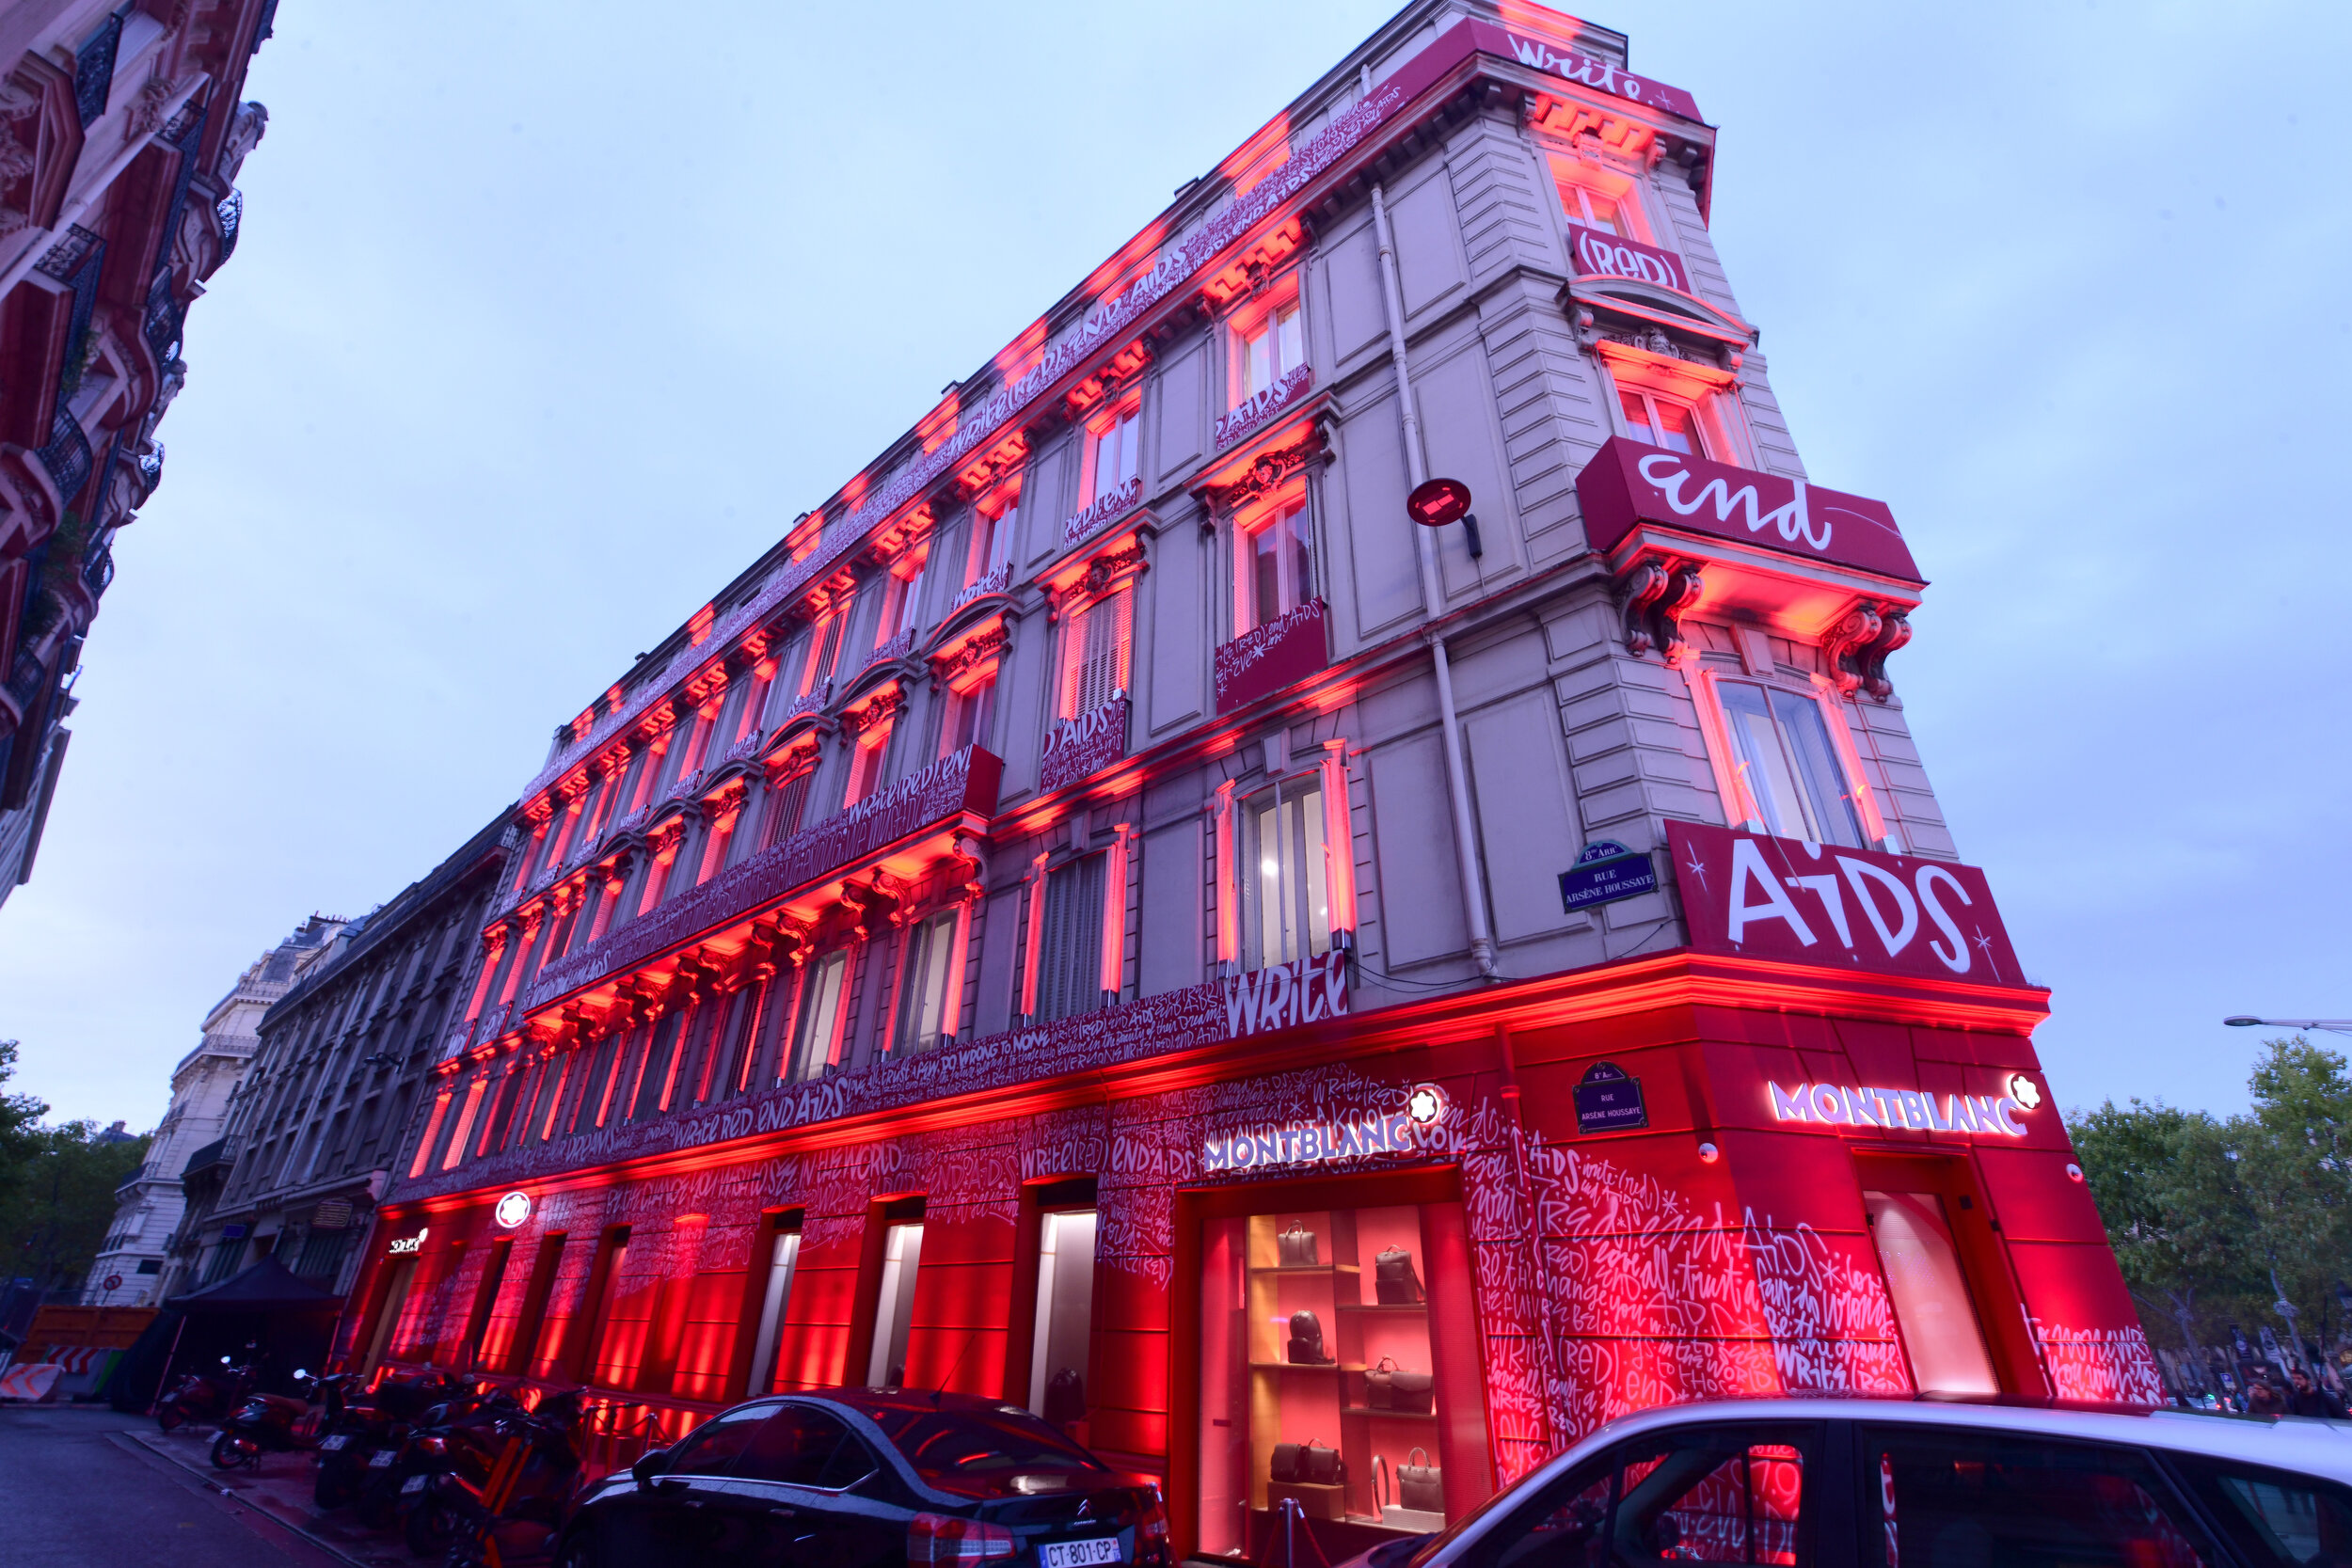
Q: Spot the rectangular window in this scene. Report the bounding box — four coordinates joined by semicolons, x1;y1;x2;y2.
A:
944;672;995;756
1717;681;1865;847
971;493;1017;582
803;610;849;694
1086;405;1139;506
1027;1209;1098;1429
628;1009;687;1121
1244;780;1331;971
458;1238;512;1370
761;769;813;849
1616;387;1706;455
1864;1189;1999;1395
1035;853;1105;1022
506;1233;565;1375
879;551;927;646
1547;158;1644;239
1057;591;1132;721
1865;1428;2217;1567
789;950;850;1081
1236;299;1305;401
1238;498;1312;635
894;909;961;1053
743;1223;803;1398
866;1220;925;1387
845;726;891;808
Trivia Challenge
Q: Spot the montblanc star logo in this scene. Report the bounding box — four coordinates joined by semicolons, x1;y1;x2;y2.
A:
2007;1073;2042;1111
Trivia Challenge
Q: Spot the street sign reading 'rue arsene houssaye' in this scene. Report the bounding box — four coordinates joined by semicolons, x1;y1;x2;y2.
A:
1559;840;1658;911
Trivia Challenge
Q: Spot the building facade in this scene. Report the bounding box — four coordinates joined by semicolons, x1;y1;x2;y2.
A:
350;6;2157;1558
89;913;340;1307
0;0;275;905
168;816;508;1302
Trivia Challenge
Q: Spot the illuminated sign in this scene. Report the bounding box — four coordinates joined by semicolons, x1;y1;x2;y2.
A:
493;1192;532;1229
1576;438;1923;584
1565;224;1692;293
1202;1084;1448;1174
1767;1081;2031;1137
387;1227;429;1255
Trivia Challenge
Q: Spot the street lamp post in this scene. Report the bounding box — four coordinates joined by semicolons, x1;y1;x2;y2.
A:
2225;1017;2352;1036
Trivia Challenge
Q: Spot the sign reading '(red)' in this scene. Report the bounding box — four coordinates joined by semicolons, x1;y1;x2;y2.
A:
1575;437;1925;584
1664;821;2026;988
1566;224;1691;294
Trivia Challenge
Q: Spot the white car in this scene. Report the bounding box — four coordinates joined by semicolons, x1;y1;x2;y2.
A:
1341;1397;2352;1567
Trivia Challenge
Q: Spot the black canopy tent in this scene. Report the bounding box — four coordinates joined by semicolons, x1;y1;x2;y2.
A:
110;1259;344;1408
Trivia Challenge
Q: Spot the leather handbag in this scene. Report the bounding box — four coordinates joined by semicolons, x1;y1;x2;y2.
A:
1271;1442;1304;1484
1399;1448;1442;1512
1375;1245;1423;1304
1279;1223;1319;1267
1042;1367;1084;1425
1300;1439;1344;1487
1391;1368;1435;1415
1365;1356;1401;1410
1286;1308;1331;1365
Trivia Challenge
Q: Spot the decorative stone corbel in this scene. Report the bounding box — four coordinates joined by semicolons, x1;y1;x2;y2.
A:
1617;555;1704;666
1822;602;1912;701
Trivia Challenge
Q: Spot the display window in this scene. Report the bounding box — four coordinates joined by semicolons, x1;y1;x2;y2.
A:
742;1215;803;1397
1027;1208;1099;1432
867;1219;925;1386
1194;1196;1490;1557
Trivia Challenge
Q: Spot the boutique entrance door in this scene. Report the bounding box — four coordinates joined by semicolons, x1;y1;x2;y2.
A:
1851;1151;2040;1397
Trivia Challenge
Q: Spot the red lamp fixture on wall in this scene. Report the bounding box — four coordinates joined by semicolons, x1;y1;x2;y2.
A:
1407;476;1481;558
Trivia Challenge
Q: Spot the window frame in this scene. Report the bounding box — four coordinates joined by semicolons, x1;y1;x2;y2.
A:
1226;283;1307;408
969;484;1019;585
1614;386;1709;458
1693;670;1875;849
1237;773;1333;973
1056;587;1133;722
1232;488;1315;638
1544;152;1652;244
787;948;852;1082
1081;399;1141;509
891;906;963;1054
941;666;997;758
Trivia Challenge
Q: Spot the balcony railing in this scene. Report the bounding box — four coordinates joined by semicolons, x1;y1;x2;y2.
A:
35;410;90;501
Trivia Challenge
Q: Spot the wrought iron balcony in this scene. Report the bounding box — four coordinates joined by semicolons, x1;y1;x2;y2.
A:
36;410;90;500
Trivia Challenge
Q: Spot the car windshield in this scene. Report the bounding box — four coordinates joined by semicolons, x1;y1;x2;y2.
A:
866;1406;1105;1497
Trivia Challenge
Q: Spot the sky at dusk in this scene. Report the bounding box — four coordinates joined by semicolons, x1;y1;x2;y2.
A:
0;0;2344;1129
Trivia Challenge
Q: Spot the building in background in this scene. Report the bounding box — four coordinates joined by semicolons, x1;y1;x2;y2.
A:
347;5;2156;1556
171;815;508;1302
89;912;340;1307
0;0;277;906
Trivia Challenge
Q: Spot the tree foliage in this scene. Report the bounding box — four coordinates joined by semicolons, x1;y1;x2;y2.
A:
0;1120;150;1293
2070;1037;2352;1354
0;1040;51;1219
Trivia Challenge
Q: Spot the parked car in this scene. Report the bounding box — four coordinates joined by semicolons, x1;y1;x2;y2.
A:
1340;1396;2352;1568
551;1387;1169;1568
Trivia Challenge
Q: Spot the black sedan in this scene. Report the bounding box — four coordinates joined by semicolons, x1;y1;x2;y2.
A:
553;1387;1170;1568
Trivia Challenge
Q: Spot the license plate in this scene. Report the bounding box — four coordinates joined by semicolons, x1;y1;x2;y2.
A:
369;1450;396;1467
1041;1539;1122;1568
319;1435;347;1451
401;1474;428;1495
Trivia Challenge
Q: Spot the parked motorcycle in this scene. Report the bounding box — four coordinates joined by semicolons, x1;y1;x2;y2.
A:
156;1354;254;1433
437;1389;585;1568
209;1368;329;1469
391;1388;532;1555
314;1369;459;1511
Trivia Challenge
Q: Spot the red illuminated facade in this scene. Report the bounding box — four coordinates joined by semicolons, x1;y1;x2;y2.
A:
346;5;2156;1559
0;0;274;904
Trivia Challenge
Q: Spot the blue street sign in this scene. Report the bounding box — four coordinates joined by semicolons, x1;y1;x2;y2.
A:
1558;840;1657;911
1575;1061;1648;1135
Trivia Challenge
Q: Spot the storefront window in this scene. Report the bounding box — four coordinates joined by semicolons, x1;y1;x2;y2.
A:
867;1220;924;1386
743;1222;803;1398
1197;1202;1488;1555
1028;1209;1098;1432
1863;1189;1998;1395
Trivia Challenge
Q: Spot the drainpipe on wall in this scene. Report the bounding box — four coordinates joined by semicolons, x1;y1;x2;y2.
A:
1371;180;1500;982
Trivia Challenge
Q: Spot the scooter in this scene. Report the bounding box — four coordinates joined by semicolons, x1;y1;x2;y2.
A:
314;1368;460;1510
156;1355;254;1433
438;1390;586;1568
397;1389;531;1557
209;1368;326;1470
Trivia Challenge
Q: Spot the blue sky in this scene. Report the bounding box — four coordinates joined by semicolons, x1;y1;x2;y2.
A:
2;1;2344;1127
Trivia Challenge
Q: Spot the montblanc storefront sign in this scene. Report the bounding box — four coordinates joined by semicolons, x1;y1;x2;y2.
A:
1665;821;2025;987
1201;1081;1448;1175
1566;223;1692;293
1575;438;1924;583
1040;692;1129;795
1767;1075;2040;1138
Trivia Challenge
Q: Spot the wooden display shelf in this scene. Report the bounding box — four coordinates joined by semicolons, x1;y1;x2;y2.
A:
1334;1301;1426;1314
1248;1360;1368;1373
1248;1263;1361;1276
1340;1404;1437;1420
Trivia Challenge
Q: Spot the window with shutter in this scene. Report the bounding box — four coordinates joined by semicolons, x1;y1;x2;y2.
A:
1057;591;1132;721
761;769;813;848
1034;854;1105;1022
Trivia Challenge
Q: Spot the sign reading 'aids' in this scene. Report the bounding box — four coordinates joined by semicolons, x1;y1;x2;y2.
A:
1664;821;2026;987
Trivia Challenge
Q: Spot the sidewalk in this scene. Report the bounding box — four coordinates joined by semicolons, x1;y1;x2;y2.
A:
116;1423;414;1568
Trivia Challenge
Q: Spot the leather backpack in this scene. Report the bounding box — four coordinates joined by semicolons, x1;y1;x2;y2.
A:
1286;1308;1331;1365
1375;1245;1423;1304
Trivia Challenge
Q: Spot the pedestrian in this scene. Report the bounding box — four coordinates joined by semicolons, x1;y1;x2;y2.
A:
2287;1368;2346;1419
2247;1370;2289;1417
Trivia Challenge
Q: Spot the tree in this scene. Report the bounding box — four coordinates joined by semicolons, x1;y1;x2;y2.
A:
0;1121;149;1295
0;1040;49;1228
2071;1036;2352;1366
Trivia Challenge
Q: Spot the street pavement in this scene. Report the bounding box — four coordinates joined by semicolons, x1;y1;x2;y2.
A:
0;1404;348;1568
